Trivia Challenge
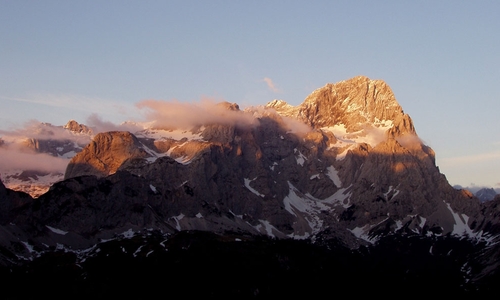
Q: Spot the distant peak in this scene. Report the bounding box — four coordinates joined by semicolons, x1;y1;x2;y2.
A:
64;120;93;135
215;101;240;111
265;99;294;111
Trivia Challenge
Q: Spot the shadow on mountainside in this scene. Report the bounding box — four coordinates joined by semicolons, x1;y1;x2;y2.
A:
0;230;497;299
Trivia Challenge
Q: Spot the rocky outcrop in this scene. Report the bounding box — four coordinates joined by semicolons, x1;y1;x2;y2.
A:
0;180;32;225
64;131;149;179
64;119;93;135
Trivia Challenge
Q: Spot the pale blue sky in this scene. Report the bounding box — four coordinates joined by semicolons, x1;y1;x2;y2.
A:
1;0;499;188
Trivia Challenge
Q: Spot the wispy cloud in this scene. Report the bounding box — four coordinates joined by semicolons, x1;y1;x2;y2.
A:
263;77;281;93
85;113;142;134
0;119;89;142
0;147;68;173
135;97;258;129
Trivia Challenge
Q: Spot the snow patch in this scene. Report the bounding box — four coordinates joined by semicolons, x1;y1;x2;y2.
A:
349;217;390;244
294;148;307;166
322;120;394;151
383;185;400;200
419;216;427;228
444;201;495;244
310;174;320;180
121;229;136;238
229;210;243;219
283;182;343;237
445;201;474;237
133;245;144;257
321;185;352;209
174;155;193;165
21;241;35;254
244;178;265;197
46;225;68;235
253;220;280;238
326;166;342;188
136;128;205;141
171;214;185;231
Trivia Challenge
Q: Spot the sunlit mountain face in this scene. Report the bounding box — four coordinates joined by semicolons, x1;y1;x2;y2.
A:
0;76;499;296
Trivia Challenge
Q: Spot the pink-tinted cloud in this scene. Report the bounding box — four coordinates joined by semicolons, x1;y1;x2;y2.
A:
0;147;68;173
135;98;259;129
0;119;86;142
244;106;312;135
86;113;142;134
263;77;281;93
395;133;424;148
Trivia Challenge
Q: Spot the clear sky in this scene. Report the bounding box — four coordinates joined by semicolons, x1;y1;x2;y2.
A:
1;0;499;189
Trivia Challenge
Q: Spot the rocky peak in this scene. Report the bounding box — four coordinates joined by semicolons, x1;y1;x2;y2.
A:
266;99;295;113
475;188;498;202
64;131;148;179
64;120;94;135
215;101;240;111
267;76;415;139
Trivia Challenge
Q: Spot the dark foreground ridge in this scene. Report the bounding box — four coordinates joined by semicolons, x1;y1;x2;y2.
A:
0;230;498;299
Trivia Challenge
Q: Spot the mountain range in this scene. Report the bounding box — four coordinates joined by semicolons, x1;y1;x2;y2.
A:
0;76;499;297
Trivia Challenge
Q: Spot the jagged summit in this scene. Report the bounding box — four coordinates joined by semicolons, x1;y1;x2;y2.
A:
63;119;94;135
267;76;415;139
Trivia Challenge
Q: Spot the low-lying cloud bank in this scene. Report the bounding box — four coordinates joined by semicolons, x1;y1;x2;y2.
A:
85;113;143;134
0;147;68;174
135;98;259;129
0;120;84;141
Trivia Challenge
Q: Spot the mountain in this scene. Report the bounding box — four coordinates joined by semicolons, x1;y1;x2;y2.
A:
475;187;497;202
0;76;499;296
0;120;93;197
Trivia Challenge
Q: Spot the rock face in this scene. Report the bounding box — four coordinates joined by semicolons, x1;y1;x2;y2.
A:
64;131;148;179
267;76;415;136
1;76;499;290
63;119;93;135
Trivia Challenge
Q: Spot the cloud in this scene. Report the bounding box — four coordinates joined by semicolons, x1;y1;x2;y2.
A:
0;147;68;173
0;119;87;142
135;98;259;129
263;77;281;93
244;105;312;135
85;113;142;134
395;133;424;149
